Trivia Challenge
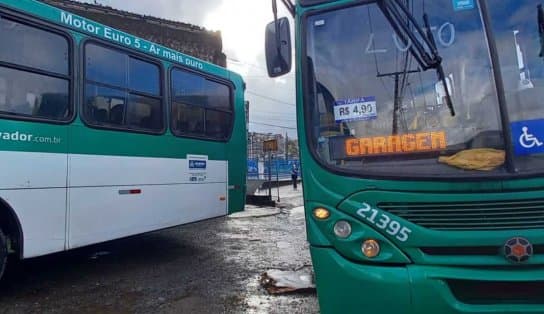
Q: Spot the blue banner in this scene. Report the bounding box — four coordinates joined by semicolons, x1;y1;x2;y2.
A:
248;159;300;179
511;119;544;156
263;159;300;179
247;159;259;178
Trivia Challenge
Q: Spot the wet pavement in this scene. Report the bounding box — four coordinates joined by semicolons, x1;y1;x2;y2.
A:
0;186;318;314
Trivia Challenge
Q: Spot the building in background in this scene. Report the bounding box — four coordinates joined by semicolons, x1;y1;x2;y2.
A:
248;132;298;160
41;0;226;66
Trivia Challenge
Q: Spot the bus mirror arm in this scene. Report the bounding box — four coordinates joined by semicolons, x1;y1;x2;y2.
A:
266;0;292;77
272;0;281;57
272;0;294;57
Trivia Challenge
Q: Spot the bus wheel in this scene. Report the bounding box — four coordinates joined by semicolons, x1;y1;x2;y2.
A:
0;228;7;280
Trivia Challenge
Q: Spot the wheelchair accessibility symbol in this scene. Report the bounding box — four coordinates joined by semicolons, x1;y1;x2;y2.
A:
519;126;543;149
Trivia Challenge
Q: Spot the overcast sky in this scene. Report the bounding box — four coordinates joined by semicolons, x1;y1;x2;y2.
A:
77;0;297;137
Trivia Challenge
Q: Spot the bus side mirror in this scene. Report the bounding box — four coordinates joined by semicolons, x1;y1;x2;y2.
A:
265;17;292;77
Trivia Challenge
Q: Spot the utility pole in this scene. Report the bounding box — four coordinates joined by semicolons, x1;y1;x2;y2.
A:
285;132;288;160
268;151;272;198
377;69;420;134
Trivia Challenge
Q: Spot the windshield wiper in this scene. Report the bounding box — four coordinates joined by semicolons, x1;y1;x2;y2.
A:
378;0;456;116
423;13;455;117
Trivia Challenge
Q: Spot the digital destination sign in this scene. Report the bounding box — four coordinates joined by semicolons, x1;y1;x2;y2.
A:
344;131;447;157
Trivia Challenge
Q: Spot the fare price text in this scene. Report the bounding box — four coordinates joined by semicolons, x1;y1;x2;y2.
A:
334;97;377;122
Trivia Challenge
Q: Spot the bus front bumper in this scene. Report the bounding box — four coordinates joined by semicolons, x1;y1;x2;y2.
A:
311;246;544;314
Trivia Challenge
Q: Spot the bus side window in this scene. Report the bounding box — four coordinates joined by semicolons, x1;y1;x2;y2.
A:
0;16;71;121
127;95;162;130
36;93;70;119
84;84;125;127
83;43;163;133
0;77;6;106
172;102;205;135
205;110;231;139
171;68;233;140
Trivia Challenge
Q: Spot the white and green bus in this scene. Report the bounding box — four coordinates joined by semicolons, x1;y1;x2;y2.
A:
0;0;247;280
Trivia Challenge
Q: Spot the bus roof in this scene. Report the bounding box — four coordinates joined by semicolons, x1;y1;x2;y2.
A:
0;0;244;85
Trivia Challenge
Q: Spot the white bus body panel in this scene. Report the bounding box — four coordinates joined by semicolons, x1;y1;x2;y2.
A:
0;151;67;258
67;154;228;249
0;151;228;258
0;151;67;189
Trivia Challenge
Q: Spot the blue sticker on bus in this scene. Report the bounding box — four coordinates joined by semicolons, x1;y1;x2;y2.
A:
452;0;475;11
511;119;544;156
189;160;207;169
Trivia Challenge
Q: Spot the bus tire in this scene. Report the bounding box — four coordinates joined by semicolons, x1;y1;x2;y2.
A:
0;228;7;281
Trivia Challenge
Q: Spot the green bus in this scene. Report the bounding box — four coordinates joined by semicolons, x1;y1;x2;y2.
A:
266;0;544;312
0;0;246;280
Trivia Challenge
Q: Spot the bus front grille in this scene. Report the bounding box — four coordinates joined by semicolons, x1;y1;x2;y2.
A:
378;199;544;231
447;280;544;304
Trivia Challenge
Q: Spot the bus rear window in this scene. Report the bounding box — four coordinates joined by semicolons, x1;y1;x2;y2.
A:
0;16;71;121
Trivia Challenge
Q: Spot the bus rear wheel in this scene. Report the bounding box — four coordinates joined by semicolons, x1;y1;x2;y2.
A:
0;228;7;281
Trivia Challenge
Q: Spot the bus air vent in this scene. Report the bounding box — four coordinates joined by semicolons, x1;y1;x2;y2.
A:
421;245;544;256
447;280;544;304
378;199;544;231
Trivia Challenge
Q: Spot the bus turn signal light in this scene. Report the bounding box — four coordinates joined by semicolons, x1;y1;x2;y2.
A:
313;207;330;220
362;239;380;258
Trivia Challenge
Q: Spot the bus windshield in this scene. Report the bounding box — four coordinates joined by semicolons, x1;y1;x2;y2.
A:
305;0;508;177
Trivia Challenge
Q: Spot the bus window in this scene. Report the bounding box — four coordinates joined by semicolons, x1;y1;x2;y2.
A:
129;58;160;96
172;102;205;135
202;79;230;110
85;44;126;88
487;0;544;173
84;42;163;132
171;68;233;140
84;84;125;125
0;77;5;106
304;2;504;176
205;110;231;139
0;16;68;75
127;94;162;130
0;16;70;121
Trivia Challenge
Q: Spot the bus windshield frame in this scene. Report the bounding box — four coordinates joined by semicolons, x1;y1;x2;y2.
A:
301;0;544;180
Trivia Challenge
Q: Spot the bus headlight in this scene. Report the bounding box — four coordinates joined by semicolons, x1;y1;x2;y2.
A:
362;239;381;258
306;202;411;264
333;220;352;238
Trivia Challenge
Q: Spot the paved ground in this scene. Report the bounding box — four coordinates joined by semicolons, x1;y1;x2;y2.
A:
0;186;318;314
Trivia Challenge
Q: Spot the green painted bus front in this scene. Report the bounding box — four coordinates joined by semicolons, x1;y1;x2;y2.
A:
293;0;544;313
0;0;246;262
